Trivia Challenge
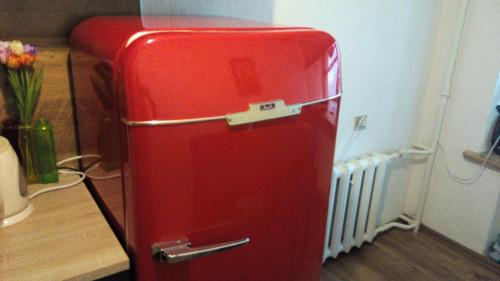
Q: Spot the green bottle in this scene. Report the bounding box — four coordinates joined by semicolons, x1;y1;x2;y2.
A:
34;118;59;183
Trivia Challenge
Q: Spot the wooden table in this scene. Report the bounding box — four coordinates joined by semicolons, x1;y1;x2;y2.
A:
0;174;129;281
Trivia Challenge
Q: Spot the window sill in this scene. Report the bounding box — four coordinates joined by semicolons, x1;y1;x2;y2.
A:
463;149;500;173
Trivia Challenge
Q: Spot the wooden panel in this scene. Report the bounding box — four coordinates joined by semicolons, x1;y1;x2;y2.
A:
322;228;500;281
0;174;129;281
0;0;139;38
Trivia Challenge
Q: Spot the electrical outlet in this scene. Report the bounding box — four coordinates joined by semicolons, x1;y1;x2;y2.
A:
354;115;368;130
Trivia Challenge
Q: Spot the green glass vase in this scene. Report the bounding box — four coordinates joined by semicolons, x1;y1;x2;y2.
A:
18;125;39;184
34;119;59;183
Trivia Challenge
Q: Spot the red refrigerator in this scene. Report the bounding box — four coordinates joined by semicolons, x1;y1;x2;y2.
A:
70;16;341;281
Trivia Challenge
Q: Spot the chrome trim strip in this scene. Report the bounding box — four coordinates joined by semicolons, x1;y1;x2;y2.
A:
121;115;226;127
301;94;341;107
122;93;341;127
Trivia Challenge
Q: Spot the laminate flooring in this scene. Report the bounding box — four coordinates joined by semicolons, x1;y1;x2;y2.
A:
321;228;500;281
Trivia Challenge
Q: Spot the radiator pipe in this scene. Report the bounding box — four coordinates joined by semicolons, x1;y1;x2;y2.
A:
413;0;470;231
374;214;418;236
388;146;433;160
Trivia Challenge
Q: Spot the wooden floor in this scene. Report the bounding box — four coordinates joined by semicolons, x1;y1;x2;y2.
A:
321;228;500;281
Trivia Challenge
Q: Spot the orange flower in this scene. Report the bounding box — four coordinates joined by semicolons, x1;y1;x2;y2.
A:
6;54;21;69
20;53;36;66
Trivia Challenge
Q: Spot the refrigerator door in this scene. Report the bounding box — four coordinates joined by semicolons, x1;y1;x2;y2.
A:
119;29;341;281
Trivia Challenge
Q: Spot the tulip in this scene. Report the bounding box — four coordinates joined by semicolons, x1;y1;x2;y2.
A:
0;47;9;64
9;40;25;56
24;44;37;55
20;53;36;66
0;41;9;49
6;54;21;69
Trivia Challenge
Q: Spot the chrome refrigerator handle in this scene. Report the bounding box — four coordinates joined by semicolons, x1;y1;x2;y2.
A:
151;237;250;263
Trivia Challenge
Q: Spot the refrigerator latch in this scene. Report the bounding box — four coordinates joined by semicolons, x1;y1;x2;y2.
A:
226;100;301;126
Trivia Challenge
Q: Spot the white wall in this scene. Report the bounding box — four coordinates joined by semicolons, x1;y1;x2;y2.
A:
140;0;274;22
405;0;500;254
147;0;440;225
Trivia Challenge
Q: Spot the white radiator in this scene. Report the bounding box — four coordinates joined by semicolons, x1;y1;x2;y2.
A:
323;148;429;261
323;153;389;260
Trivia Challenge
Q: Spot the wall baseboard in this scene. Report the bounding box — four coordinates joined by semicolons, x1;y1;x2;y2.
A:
420;224;500;274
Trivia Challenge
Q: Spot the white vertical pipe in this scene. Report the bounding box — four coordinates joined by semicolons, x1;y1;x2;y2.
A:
414;0;470;231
